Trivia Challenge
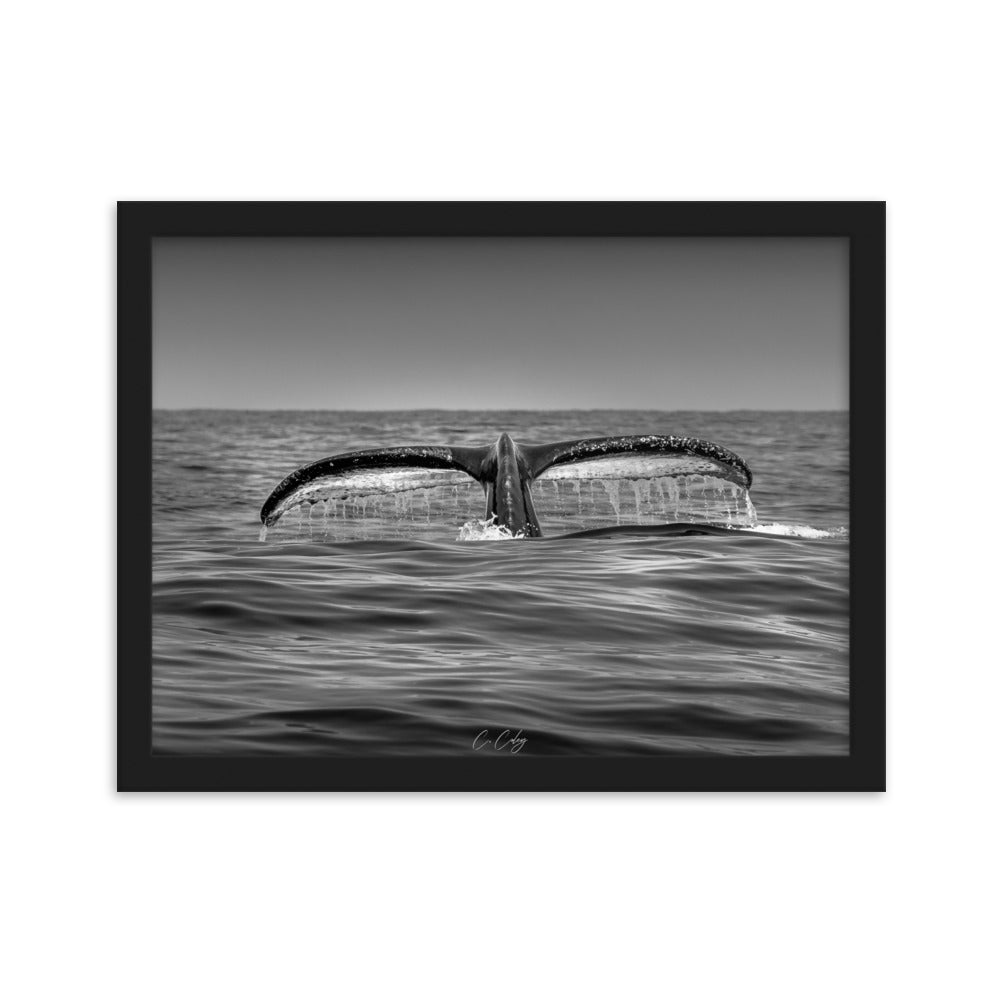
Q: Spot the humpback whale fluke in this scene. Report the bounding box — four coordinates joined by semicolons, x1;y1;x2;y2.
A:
260;434;753;537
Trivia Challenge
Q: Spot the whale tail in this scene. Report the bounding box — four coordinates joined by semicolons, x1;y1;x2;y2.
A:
260;434;753;536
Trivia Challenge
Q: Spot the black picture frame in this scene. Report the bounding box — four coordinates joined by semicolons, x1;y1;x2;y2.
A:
119;201;885;792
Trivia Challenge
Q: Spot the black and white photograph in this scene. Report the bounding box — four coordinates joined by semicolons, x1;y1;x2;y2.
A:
129;202;882;786
19;3;1000;995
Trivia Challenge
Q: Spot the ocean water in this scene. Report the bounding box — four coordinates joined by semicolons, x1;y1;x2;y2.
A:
153;410;849;756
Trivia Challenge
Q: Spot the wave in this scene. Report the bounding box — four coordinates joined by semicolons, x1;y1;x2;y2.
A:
747;523;849;539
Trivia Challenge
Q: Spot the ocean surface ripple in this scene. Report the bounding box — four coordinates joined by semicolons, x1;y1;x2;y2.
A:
153;410;849;756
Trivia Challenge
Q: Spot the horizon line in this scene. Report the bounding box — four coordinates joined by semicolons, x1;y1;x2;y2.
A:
152;405;849;413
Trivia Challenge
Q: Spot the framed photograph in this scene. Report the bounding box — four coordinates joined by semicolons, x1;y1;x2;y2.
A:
119;202;884;791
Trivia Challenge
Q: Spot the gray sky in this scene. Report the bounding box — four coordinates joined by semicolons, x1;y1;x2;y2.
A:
153;237;847;410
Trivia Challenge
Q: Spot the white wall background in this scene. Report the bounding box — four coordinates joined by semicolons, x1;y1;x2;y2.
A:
3;3;996;998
